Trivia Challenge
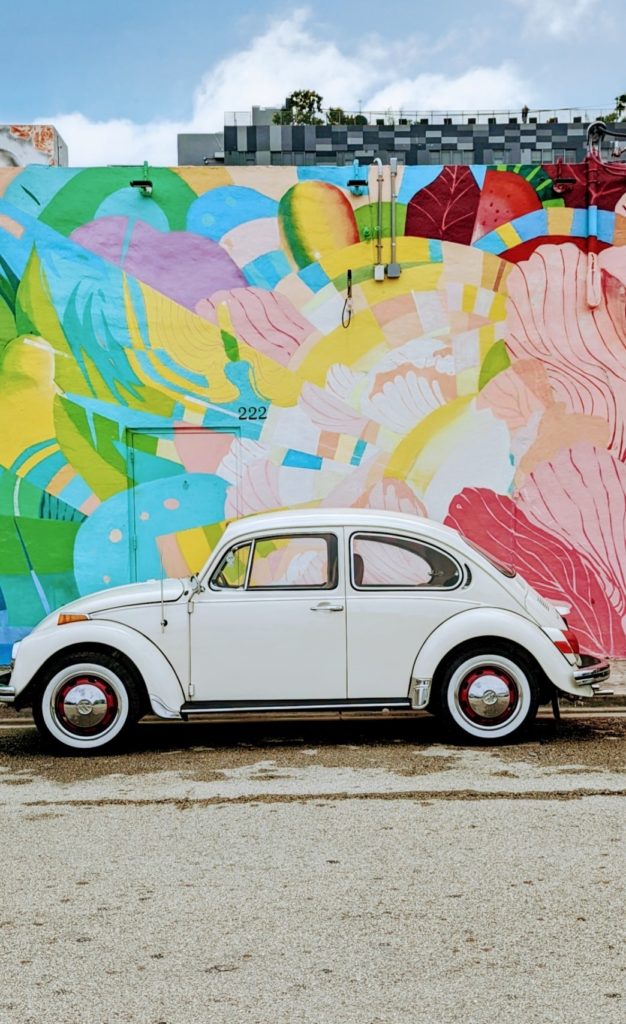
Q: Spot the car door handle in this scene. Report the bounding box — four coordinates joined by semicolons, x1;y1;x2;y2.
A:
310;602;344;612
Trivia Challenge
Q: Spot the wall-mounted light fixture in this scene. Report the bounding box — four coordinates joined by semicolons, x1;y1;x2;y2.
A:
130;161;153;197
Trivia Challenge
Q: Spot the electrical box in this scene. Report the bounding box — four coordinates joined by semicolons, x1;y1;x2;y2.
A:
373;264;385;282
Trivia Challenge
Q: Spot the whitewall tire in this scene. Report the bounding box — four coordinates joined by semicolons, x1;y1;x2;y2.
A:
438;646;539;743
33;650;142;753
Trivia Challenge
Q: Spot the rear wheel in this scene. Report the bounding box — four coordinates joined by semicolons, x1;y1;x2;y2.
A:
33;649;143;753
437;644;540;743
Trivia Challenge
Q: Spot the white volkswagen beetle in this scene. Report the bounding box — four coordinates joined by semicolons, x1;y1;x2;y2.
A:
0;509;611;752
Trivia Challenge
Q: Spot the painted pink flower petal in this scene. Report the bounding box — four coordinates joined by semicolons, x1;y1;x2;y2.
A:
363;365;447;434
506;243;626;457
356;478;427;517
445;487;626;656
196;286;315;366
299;381;369;436
477;365;545;431
517;444;626;618
224;459;283;518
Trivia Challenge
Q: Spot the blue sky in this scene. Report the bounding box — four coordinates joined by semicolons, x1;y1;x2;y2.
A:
1;0;623;164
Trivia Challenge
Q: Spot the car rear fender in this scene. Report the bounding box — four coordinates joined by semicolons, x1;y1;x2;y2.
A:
411;607;592;698
11;621;186;717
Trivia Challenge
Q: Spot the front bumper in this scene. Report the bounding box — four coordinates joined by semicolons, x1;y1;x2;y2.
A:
574;654;612;695
0;665;15;704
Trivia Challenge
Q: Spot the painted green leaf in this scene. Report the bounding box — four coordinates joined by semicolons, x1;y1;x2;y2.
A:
478;340;511;390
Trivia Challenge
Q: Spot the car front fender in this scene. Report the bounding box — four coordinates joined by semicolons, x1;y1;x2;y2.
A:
11;620;186;717
411;607;593;698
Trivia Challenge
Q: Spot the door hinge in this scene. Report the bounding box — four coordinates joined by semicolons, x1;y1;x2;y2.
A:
188;682;195;699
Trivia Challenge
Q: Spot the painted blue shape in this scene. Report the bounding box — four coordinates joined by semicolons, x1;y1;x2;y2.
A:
598;209;615;244
283;450;323;470
74;472;229;591
298;262;331;293
63;392;176;432
470;165;488;189
397;166;442;205
472;232;507;255
94;188;170;231
187;187;277;241
510;209;548;242
572;208;589;237
350;439;367;466
427;239;443;262
57;475;92;510
124;447;184;483
243;250;291;289
0;627;31;663
153;348;209;388
26;450;67;489
297;166;359;189
4;166;81;219
0;223;31;280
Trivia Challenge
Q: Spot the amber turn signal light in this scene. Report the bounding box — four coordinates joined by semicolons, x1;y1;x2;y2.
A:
57;613;89;625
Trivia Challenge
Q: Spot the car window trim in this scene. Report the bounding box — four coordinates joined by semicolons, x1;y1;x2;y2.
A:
245;532;339;592
348;530;464;593
208;541;252;592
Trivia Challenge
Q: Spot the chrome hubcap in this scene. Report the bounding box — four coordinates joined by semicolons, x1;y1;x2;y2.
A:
55;677;118;735
458;668;518;725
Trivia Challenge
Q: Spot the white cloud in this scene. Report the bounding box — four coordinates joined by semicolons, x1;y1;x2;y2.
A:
38;8;531;166
510;0;598;38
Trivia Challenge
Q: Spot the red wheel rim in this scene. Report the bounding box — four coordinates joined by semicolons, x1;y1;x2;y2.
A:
457;667;519;726
54;675;119;735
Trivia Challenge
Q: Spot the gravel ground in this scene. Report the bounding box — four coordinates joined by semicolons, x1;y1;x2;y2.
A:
0;717;624;1024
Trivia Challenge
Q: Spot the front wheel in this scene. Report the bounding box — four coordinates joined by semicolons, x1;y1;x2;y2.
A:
437;645;540;743
33;650;143;753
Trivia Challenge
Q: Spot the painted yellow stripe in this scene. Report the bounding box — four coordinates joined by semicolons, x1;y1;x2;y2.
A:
171;166;233;195
462;284;477;314
496;222;522;249
177;526;213;573
360;263;442;303
547;207;574;235
479;325;496;361
384;395;474;486
489;292;507;323
296;308;386;387
320;237;433;279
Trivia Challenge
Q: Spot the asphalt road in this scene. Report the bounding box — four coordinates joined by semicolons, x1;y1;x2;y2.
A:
0;715;624;1024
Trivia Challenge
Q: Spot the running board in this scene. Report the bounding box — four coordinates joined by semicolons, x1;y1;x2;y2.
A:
180;698;413;718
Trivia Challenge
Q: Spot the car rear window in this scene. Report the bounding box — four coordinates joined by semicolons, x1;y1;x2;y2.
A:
351;534;462;589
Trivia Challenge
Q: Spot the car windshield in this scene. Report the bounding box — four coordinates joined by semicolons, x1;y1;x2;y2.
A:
464;538;516;578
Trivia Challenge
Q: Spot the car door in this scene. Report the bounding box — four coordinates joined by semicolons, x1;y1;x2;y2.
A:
345;529;477;699
189;530;347;702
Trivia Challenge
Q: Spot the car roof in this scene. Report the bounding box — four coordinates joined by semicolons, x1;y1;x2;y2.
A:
221;507;466;549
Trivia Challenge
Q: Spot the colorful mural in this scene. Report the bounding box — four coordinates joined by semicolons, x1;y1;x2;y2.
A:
1;157;626;661
0;125;66;167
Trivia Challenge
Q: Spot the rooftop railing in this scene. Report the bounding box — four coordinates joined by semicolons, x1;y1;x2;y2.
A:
225;106;611;127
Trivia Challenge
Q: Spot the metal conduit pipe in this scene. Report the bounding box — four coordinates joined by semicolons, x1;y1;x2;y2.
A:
387;157;401;278
372;158;384;276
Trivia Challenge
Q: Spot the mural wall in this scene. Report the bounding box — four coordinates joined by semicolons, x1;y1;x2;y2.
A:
1;158;626;661
0;125;67;168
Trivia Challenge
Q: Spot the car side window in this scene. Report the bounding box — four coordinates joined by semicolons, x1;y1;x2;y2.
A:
351;534;461;589
248;534;338;590
210;544;251;589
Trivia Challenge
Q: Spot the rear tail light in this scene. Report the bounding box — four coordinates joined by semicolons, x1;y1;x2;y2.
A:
554;628;580;656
